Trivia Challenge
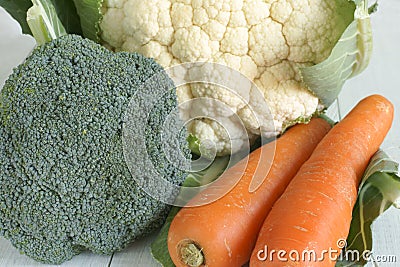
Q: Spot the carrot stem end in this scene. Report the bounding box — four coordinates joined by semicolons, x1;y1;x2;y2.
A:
178;240;205;267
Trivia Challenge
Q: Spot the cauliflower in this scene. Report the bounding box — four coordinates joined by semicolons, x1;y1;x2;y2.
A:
100;0;355;155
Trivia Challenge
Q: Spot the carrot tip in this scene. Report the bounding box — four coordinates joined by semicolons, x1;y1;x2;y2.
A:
177;239;205;267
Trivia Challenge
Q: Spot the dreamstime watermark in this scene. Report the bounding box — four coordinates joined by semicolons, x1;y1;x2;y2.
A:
338;245;397;265
256;238;397;264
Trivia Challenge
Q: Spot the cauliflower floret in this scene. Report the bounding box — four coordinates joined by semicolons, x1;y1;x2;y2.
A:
189;118;252;156
100;0;354;155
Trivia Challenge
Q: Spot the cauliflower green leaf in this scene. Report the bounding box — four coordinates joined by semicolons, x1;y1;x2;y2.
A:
300;0;374;107
0;0;82;36
71;0;102;42
27;0;66;44
336;150;400;266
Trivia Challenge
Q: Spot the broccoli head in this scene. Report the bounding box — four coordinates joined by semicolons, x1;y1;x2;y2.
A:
0;34;190;264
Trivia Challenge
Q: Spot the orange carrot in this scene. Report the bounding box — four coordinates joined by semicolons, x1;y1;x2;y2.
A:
167;118;331;267
250;94;394;267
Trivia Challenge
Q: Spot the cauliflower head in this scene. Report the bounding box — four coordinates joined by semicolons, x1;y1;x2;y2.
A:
100;0;355;155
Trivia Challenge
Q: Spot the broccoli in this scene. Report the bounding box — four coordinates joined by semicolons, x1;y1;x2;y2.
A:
0;34;190;264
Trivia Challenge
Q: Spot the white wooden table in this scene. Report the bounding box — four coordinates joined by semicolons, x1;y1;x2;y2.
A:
0;1;399;266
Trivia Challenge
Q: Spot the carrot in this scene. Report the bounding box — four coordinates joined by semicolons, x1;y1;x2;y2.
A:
167;117;332;267
249;94;394;267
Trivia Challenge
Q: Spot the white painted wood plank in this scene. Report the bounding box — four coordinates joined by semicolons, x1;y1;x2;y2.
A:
0;236;112;267
0;7;35;89
368;208;400;266
110;233;159;267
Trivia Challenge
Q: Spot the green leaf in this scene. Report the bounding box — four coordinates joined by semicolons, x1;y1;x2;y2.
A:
300;0;373;107
336;150;400;266
368;2;378;14
151;156;231;267
72;0;103;42
48;0;82;35
318;113;337;127
27;0;67;44
0;0;34;34
187;134;201;156
0;0;82;36
151;206;181;267
359;150;399;190
186;133;219;160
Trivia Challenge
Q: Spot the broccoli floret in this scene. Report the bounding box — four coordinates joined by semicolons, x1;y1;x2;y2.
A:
0;34;190;264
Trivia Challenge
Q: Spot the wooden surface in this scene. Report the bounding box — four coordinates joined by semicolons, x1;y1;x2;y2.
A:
1;1;400;266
